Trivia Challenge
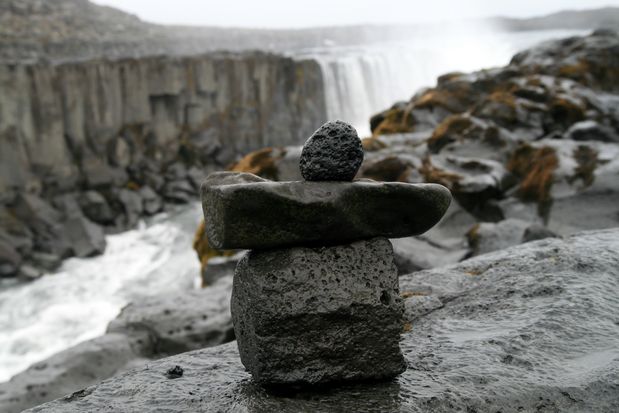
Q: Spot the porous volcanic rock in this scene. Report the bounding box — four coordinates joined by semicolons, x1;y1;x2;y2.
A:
232;237;406;385
201;172;451;250
299;120;364;181
26;229;619;412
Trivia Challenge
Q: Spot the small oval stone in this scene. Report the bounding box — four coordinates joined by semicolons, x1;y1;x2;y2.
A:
299;120;364;181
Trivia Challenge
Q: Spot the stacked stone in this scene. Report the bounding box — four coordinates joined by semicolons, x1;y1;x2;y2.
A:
201;120;451;386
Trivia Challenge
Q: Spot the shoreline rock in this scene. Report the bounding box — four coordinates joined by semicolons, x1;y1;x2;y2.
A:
23;228;619;412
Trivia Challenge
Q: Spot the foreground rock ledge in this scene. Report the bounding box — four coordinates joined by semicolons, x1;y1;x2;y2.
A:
201;172;452;250
27;229;619;412
232;237;406;385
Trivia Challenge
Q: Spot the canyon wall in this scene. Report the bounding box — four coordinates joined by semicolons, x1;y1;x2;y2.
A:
0;52;326;202
0;52;326;277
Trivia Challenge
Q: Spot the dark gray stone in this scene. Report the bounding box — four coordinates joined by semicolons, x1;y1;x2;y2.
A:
138;186;163;215
390;236;468;274
467;218;532;256
0;239;21;277
79;191;114;224
115;189;143;228
25;229;619;413
62;216;106;258
232;237;406;385
299;120;364;181
162;180;195;204
522;224;560;243
202;172;451;250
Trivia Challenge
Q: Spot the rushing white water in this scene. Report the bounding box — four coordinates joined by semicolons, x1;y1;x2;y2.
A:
305;29;587;136
0;28;589;383
0;204;202;382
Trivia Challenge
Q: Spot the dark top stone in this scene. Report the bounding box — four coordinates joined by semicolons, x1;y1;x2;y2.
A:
299;120;364;181
201;172;451;250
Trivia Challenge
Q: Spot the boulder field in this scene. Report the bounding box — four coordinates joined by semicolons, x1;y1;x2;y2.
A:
19;228;619;412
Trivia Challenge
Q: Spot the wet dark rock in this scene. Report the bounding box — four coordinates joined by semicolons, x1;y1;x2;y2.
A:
299;120;364;181
162;180;195;204
466;218;531;257
565;120;619;142
390;236;468;274
79;191;114;225
115;189;143;228
138;186;163;215
522;224;560;243
62;216;106;258
232;238;406;385
202;172;451;250
18;264;43;280
28;252;62;272
0;238;21;277
25;229;619;413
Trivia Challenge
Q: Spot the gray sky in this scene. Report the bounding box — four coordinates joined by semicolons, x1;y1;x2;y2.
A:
92;0;619;28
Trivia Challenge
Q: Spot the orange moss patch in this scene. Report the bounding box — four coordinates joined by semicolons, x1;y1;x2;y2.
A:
403;322;413;333
570;145;598;188
401;291;428;299
361;137;387;152
194;147;286;283
372;107;415;136
473;90;518;126
466;223;481;252
557;59;591;84
229;147;285;180
361;156;412;182
428;114;474;153
548;97;585;128
507;144;559;219
418;156;462;190
193;220;235;287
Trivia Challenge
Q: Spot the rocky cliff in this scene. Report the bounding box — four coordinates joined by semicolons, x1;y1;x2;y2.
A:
0;52;326;278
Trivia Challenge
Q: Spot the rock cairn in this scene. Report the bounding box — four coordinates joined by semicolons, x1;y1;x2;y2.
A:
201;120;451;386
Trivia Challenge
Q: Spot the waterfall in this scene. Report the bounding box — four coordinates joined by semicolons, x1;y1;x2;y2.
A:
304;29;587;137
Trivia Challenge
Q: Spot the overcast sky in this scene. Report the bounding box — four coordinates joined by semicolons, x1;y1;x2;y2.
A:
92;0;619;28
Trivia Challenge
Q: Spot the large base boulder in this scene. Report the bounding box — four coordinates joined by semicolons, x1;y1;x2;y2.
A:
231;237;406;385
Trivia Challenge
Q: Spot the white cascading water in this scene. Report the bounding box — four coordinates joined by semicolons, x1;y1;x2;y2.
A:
305;29;586;136
0;28;588;382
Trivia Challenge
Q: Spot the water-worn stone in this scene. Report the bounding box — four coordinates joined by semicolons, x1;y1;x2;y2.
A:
26;229;619;412
201;172;451;250
231;237;406;385
0;277;234;413
299;120;364;181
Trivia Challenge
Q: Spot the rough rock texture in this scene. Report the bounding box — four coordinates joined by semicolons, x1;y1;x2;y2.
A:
0;277;233;413
0;49;326;275
354;30;619;260
27;229;619;412
201;172;451;250
231;237;406;385
299;120;364;181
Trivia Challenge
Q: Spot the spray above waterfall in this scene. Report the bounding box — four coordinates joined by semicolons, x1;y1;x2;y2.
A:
298;28;586;137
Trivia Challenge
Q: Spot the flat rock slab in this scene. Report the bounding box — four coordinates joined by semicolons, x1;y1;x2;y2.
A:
202;172;451;250
28;229;619;412
232;237;406;385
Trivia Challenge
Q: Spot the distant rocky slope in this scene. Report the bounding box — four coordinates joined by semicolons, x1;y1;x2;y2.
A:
15;228;619;412
366;29;619;236
2;0;618;63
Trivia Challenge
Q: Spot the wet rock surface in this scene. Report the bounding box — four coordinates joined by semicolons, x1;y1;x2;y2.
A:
299;120;364;181
26;229;619;412
232;238;406;385
201;172;451;250
0;277;234;413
